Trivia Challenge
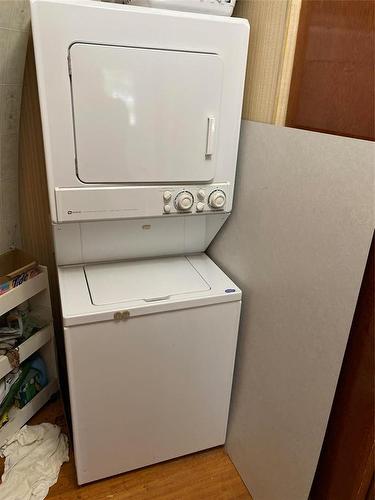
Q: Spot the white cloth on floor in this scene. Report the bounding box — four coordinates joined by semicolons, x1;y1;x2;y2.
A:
0;423;69;500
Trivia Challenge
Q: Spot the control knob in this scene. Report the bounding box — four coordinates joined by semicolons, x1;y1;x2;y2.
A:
163;191;172;202
197;190;206;201
208;190;226;209
175;191;194;211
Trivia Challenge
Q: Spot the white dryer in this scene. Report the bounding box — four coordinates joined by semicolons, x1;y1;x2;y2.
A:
31;0;249;484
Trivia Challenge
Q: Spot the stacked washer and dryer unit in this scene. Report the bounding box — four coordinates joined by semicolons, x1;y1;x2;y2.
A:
31;0;249;485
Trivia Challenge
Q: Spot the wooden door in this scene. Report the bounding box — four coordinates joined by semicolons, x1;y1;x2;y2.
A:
287;0;375;141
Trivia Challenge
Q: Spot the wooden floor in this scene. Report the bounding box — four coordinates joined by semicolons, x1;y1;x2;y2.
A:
0;397;251;499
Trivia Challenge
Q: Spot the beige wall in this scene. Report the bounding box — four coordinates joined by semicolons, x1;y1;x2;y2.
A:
234;0;301;124
0;0;30;254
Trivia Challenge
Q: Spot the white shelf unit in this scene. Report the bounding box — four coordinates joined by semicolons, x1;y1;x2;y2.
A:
0;266;59;447
0;270;49;317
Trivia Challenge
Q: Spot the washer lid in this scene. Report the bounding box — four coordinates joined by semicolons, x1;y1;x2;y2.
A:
84;256;210;305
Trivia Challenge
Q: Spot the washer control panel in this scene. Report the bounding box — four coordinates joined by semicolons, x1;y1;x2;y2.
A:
162;184;229;215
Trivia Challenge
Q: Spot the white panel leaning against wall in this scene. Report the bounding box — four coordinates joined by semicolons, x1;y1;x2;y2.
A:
0;0;30;253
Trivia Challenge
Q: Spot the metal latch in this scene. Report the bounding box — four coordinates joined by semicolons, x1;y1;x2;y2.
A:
113;311;130;321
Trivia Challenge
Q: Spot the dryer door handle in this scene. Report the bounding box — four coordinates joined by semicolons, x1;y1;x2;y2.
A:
206;117;216;157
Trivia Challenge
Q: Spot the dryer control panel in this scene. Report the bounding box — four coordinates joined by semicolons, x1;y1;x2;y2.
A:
55;183;230;222
163;186;227;215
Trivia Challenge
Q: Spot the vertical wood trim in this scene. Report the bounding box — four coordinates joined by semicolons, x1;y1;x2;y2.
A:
233;0;290;123
273;0;302;125
18;38;71;405
18;38;58;319
234;0;301;125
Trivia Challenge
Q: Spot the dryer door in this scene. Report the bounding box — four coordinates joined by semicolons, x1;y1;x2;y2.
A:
69;43;223;184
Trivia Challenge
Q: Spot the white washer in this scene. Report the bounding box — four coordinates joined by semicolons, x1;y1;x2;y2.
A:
59;254;241;484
